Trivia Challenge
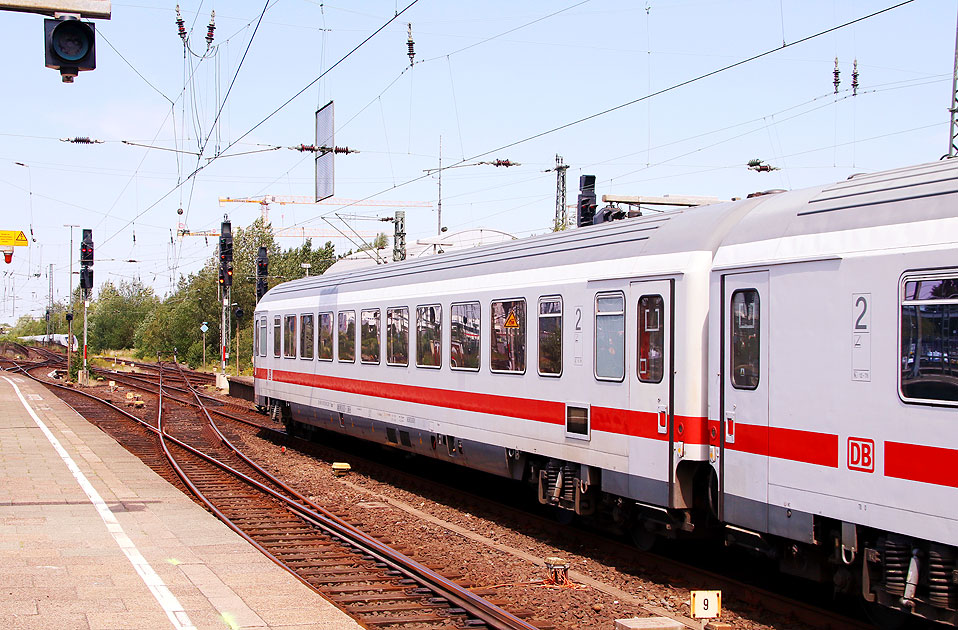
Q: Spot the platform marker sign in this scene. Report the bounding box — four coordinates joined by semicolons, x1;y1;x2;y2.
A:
690;590;721;619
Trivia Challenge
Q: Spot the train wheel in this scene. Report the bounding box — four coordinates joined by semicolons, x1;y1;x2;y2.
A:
630;523;657;552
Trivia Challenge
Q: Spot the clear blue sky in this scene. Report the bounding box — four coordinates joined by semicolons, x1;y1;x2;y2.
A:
0;0;952;321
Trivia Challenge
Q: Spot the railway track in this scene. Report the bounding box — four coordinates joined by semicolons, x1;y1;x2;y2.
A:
8;356;547;630
2;346;879;629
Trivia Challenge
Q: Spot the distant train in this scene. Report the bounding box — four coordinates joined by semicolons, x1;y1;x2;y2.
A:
254;159;958;626
17;334;77;351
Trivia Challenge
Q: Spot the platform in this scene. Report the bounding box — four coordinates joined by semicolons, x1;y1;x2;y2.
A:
0;372;362;630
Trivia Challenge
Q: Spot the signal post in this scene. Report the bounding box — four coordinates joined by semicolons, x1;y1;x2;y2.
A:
78;228;93;384
216;218;232;390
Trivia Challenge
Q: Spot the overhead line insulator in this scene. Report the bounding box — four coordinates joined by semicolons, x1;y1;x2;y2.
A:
175;4;187;42
206;10;216;48
407;23;415;67
833;57;841;94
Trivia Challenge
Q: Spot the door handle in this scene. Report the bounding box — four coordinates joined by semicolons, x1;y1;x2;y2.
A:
657;405;668;434
724;411;735;444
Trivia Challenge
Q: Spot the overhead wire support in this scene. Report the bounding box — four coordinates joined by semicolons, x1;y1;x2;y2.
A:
948;6;958;158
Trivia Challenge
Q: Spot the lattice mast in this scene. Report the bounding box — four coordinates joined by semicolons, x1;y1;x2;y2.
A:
949;8;958;157
550;155;570;232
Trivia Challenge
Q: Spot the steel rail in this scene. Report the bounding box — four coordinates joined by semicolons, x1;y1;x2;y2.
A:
166;357;541;630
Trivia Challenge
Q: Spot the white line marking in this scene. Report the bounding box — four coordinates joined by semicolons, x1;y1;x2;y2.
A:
0;375;196;630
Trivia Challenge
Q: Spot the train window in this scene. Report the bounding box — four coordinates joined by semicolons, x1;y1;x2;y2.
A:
318;312;333;361
566;405;589;437
491;299;526;374
901;274;958;403
387;307;409;366
730;290;760;390
300;314;314;360
361;309;381;364
283;315;297;358
595;292;625;381
538;297;562;376
259;318;267;356
338;311;355;362
637;295;664;383
416;305;442;368
253;319;259;358
273;316;281;357
451;302;480;370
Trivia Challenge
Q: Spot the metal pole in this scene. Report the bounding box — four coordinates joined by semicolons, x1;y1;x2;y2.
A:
83;297;88;374
64;224;78;377
235;320;239;376
437;136;442;239
221;291;227;375
203;329;206;369
949;7;958;157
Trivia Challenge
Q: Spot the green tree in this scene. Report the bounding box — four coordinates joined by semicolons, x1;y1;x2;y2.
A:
89;279;159;352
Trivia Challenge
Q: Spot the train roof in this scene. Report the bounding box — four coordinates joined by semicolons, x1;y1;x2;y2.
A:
258;158;958;304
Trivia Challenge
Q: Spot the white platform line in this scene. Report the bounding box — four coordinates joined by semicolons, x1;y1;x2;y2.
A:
1;375;197;630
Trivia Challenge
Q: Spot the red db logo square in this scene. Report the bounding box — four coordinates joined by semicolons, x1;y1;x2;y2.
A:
848;437;875;473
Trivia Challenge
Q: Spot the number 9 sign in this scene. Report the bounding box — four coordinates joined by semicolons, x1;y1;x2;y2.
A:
690;590;721;619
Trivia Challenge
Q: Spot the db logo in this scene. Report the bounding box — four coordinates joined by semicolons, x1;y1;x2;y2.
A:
848;437;875;473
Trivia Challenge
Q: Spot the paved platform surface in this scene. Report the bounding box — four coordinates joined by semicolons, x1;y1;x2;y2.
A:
0;372;362;630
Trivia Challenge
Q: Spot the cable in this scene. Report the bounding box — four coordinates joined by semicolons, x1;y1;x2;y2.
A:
98;31;174;104
451;0;915;167
277;0;917;233
199;0;272;159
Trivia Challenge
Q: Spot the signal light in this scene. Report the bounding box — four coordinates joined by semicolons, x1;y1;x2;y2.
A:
45;17;96;83
576;175;597;227
224;261;233;287
219;220;233;263
80;267;94;290
80;229;94;267
256;246;268;301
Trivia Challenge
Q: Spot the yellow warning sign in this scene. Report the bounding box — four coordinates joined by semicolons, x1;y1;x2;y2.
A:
504;311;519;328
0;231;28;247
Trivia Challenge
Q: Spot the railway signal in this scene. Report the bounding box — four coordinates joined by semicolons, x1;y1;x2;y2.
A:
44;16;96;83
219;220;232;287
79;229;93;296
576;175;597;227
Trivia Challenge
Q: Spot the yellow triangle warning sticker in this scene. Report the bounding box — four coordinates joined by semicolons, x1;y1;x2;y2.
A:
0;231;29;247
504;311;519;328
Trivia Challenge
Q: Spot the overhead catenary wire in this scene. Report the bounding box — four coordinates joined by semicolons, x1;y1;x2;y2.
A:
99;3;419;251
274;0;917;234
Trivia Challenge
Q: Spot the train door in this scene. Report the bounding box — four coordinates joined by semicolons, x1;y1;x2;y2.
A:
628;279;675;505
718;271;769;531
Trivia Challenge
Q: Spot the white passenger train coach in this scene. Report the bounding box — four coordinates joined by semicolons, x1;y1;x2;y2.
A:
255;159;958;625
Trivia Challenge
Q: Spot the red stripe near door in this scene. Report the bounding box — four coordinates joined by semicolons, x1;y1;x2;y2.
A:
258;369;840;469
706;419;838;468
885;441;958;488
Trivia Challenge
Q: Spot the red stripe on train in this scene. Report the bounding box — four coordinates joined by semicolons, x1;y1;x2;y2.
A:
266;368;566;426
885;441;958;488
259;369;837;468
